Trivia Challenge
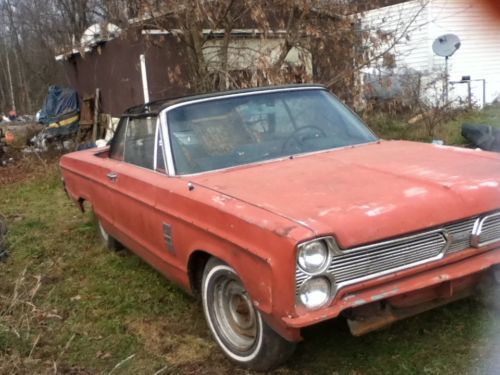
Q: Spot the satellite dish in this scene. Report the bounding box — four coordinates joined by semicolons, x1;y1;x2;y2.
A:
81;23;121;47
432;34;461;57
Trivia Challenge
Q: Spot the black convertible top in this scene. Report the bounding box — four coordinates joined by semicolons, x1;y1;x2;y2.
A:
124;84;327;117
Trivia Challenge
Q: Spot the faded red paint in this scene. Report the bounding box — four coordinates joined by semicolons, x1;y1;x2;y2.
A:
190;141;500;249
60;139;500;342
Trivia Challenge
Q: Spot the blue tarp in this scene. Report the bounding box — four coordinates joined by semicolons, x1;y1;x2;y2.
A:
39;86;79;125
38;86;80;137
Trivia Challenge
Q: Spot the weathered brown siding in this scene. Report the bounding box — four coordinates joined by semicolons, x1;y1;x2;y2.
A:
60;33;190;116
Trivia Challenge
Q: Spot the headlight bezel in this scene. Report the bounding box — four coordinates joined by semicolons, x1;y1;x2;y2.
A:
296;237;335;275
297;276;332;310
296;236;340;310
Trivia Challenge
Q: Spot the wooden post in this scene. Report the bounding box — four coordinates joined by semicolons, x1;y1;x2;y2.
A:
92;88;100;142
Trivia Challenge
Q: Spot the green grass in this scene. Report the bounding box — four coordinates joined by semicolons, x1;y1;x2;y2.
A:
1;163;500;374
366;104;500;145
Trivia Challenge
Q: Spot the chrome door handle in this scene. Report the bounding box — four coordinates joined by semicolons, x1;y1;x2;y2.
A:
107;171;118;181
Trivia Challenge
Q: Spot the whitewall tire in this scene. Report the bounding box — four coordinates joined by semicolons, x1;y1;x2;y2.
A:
95;215;123;251
202;257;296;371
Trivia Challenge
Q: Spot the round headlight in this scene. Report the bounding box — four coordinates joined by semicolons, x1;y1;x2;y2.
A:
299;277;331;310
298;240;329;274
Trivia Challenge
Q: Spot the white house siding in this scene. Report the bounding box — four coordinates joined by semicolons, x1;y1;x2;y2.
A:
363;0;500;106
362;1;431;72
429;0;500;105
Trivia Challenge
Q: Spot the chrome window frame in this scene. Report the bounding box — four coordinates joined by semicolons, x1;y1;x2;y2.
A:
154;116;168;173
109;114;169;176
122;115;158;170
153;117;159;171
109;116;129;161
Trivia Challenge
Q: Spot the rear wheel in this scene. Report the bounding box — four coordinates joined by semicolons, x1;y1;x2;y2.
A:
202;258;296;371
95;215;123;251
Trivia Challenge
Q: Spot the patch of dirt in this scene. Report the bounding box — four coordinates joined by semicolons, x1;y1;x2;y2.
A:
0;154;59;186
127;318;215;366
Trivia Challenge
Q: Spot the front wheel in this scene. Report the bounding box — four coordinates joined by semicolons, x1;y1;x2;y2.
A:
202;258;296;371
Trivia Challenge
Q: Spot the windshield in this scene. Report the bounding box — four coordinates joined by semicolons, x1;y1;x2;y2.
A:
167;88;377;175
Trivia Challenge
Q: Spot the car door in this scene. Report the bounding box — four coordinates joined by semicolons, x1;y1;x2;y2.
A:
105;115;157;251
105;115;183;273
91;117;128;235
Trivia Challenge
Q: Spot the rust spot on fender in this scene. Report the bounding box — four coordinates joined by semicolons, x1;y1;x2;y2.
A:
273;226;297;238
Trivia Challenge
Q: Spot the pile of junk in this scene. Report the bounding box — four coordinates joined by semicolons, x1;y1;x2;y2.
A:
31;85;81;151
0;85;98;165
0;85;116;166
0;112;42;166
0;86;79;164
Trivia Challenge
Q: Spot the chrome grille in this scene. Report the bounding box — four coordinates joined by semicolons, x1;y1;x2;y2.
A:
444;218;477;253
296;231;447;289
477;213;500;246
295;215;493;295
328;233;446;283
296;267;310;289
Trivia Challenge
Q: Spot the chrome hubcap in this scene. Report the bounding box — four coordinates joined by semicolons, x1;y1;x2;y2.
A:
212;276;257;352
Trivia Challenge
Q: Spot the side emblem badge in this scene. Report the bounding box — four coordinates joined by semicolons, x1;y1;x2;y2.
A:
163;223;175;254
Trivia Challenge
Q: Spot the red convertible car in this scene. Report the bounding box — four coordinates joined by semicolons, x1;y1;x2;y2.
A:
60;85;500;370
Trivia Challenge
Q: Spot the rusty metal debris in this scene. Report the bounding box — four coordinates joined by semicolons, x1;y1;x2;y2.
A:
0;119;43;165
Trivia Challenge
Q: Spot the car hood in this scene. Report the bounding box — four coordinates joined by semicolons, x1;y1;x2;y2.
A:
189;141;500;248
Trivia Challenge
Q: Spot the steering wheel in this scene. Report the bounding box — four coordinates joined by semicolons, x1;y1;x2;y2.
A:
282;126;327;154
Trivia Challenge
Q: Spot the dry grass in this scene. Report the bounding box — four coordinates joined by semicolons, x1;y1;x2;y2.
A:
0;267;62;374
0;152;59;186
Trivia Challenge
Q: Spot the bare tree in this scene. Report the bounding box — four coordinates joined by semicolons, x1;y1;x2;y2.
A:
0;0;427;114
133;0;425;104
0;0;138;114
